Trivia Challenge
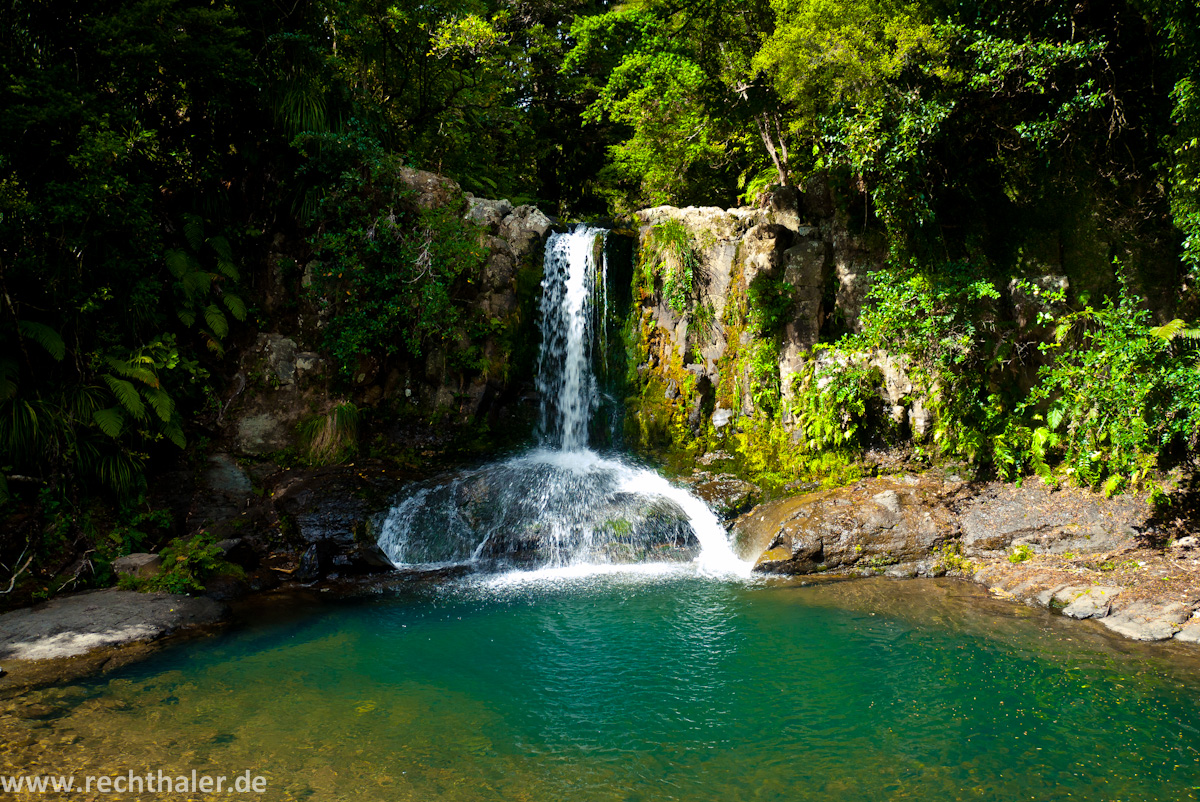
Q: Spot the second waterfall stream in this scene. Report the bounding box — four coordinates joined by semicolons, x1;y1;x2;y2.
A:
377;226;752;578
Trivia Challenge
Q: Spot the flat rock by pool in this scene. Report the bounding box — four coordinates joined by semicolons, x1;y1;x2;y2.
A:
0;589;226;662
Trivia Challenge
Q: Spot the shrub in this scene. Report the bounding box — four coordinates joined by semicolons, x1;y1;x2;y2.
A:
1026;276;1200;492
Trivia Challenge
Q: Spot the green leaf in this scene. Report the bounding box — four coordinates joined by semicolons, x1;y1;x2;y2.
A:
1149;318;1186;340
103;375;146;420
203;304;229;339
17;320;66;361
143;386;174;422
93;407;125;438
183;215;205;252
181;269;213;297
0;359;17;401
104;356;157;386
222;293;247;321
163;420;187;448
165;249;192;280
209;235;233;263
216;259;240;281
1047;405;1065;431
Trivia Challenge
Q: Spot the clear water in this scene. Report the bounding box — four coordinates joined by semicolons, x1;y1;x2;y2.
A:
6;574;1199;801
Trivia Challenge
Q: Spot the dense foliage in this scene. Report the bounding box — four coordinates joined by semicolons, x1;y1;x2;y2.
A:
2;0;1200;593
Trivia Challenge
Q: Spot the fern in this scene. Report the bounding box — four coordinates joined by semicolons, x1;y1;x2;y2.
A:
162;419;187;448
1149;318;1200;341
17;320;66;361
183;214;205;252
165;249;193;280
102;375;146;420
222;293;247;321
93;407;125;438
203;305;229;338
142;386;174;422
209;235;233;263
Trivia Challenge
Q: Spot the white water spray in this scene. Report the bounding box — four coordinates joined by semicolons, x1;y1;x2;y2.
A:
377;226;751;577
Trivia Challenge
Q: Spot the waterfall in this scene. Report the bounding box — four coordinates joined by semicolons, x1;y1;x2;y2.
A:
536;226;603;450
376;227;751;577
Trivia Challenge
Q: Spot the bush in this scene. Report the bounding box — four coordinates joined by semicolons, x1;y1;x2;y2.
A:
122;532;240;594
307;147;486;377
1025;277;1200;492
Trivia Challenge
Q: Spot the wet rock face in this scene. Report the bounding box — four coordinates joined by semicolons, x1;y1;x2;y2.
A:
272;468;402;578
229;334;330;457
632;195;829;429
376;462;702;569
733;476;957;573
692;477;760;522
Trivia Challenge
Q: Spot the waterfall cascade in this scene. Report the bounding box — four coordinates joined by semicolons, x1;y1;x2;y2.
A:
377;226;750;576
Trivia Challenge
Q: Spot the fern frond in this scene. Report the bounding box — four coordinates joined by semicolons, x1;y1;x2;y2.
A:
163;419;186;448
181;269;213;297
204;304;229;339
1149;318;1187;340
216;259;240;281
17;320;66;361
202;332;225;356
209;235;233;263
222;293;247;321
103;357;157;387
93;407;125;438
178;309;196;327
102;375;146;420
183;214;205;252
165;249;193;280
143;386;174;422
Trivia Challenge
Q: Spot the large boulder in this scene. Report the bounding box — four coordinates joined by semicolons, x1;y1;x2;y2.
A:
734;476;957;574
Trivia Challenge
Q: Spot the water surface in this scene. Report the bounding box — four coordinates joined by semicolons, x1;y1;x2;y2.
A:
3;574;1199;801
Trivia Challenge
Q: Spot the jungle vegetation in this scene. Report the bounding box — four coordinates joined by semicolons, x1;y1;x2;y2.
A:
0;0;1198;590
